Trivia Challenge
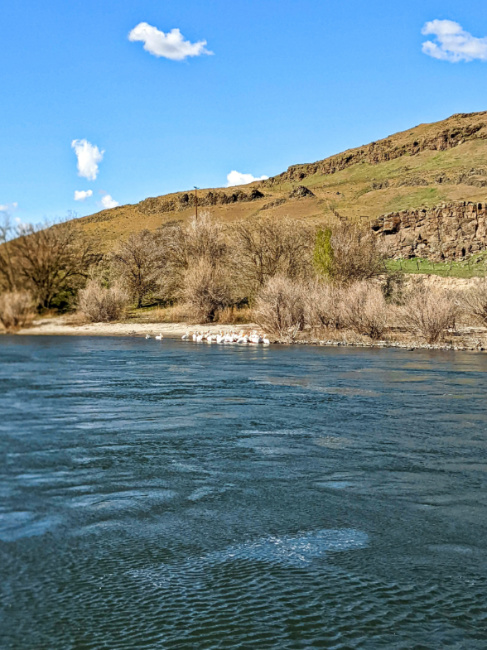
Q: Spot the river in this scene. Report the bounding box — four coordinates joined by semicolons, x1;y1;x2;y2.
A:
1;336;486;648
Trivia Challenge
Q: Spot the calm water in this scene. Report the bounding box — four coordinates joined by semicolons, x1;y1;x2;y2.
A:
1;336;487;649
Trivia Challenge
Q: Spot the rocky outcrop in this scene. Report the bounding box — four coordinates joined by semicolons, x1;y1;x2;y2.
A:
265;112;487;187
138;188;265;215
289;185;315;199
372;202;487;261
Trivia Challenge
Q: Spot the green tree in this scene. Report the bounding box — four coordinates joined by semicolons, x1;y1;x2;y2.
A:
313;228;334;278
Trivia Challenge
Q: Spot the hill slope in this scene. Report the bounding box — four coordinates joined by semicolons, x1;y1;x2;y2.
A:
78;112;487;246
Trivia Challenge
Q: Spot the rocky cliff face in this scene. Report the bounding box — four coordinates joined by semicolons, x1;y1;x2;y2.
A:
138;188;265;215
372;202;487;261
265;112;487;186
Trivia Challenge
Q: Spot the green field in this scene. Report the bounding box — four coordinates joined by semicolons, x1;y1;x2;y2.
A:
386;253;487;278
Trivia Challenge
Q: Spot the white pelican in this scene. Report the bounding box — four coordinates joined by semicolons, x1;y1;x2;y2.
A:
181;332;190;340
145;334;151;339
155;333;163;341
263;336;270;345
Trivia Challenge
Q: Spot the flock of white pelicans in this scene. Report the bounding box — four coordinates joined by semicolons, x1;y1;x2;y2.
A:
146;330;271;345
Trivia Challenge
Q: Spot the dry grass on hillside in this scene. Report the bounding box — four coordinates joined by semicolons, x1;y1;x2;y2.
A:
73;112;487;246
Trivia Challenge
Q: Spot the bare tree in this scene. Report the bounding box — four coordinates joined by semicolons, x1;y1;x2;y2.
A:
158;211;229;301
0;216;18;293
111;230;161;308
314;221;384;283
233;215;313;292
9;222;99;310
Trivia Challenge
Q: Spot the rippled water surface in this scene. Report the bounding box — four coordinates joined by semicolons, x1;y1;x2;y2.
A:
1;336;487;648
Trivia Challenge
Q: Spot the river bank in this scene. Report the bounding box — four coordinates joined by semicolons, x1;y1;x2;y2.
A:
8;315;487;352
14;317;246;339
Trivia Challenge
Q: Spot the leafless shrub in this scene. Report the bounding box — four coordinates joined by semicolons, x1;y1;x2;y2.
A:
401;286;459;344
462;280;487;326
111;230;162;308
254;275;305;341
233;216;313;293
342;281;388;340
181;258;232;323
304;280;346;330
0;291;34;331
78;280;129;322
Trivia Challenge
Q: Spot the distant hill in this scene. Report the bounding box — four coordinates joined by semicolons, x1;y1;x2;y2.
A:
77;111;487;246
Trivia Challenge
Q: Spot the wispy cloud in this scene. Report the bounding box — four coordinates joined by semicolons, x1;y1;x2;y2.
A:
227;170;269;187
71;139;104;181
0;202;18;218
422;19;487;62
74;190;93;202
128;22;212;61
100;194;119;209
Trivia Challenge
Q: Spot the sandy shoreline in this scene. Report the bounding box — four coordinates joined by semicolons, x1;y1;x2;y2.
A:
4;316;485;352
14;318;255;339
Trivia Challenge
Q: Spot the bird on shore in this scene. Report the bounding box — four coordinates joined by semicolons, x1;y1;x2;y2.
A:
182;332;190;340
145;334;151;339
155;333;163;341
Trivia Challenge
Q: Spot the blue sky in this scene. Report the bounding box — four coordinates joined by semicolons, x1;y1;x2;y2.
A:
1;0;487;224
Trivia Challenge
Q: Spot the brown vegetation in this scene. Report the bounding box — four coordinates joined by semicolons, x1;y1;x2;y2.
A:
0;291;34;331
400;286;459;344
78;280;129;322
462;280;487;326
314;222;384;283
254;276;305;341
2;207;487;349
0;221;98;310
181;259;232;323
304;281;345;330
233;216;313;292
111;230;161;308
342;282;388;339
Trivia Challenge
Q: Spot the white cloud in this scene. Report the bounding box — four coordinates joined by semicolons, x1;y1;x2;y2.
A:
101;194;119;209
74;190;93;201
71;139;104;181
0;202;18;217
422;19;487;62
226;170;269;187
128;22;212;61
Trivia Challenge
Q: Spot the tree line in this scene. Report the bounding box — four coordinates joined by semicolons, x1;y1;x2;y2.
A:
1;211;487;345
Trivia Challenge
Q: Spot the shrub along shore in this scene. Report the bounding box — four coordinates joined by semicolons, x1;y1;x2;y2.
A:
1;212;487;351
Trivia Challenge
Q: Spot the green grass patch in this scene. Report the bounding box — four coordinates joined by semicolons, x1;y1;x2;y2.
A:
386;253;487;278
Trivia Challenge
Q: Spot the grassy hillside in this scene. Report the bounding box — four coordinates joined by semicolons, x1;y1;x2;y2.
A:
77;111;487;247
